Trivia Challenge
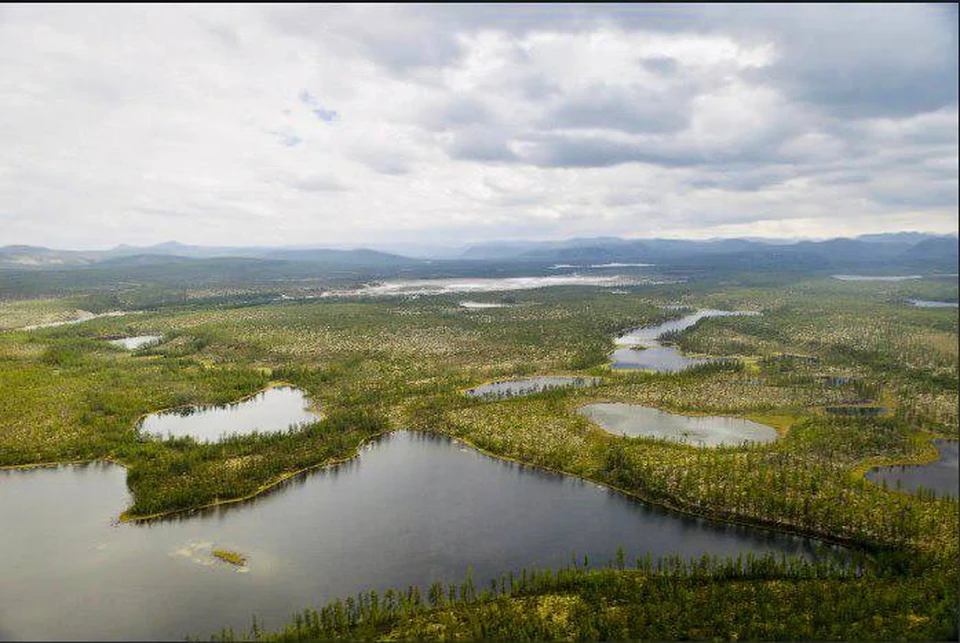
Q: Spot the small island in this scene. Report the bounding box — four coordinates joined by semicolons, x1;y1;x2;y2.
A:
212;549;247;567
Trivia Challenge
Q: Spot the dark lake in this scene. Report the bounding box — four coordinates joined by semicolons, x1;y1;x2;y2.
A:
866;439;959;497
0;431;837;641
137;386;320;442
612;310;758;372
465;376;602;399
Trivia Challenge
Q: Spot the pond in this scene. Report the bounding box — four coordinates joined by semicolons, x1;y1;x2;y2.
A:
908;299;959;308
612;309;758;372
579;403;779;447
137;386;321;442
108;335;162;350
866;439;958;497
465;376;602;399
0;431;836;641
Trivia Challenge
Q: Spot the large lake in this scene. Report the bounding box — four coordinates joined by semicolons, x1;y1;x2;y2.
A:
612;309;757;372
321;274;672;297
0;431;834;641
866;439;959;497
137;386;320;442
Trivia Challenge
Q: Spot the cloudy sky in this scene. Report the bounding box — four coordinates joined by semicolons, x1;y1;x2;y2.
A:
1;4;957;250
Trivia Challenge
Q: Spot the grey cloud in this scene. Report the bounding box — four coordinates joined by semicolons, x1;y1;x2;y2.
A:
428;97;493;129
289;175;347;192
446;130;517;162
641;56;679;76
545;85;691;134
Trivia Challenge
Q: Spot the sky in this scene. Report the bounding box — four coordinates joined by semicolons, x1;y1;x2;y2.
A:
0;4;957;250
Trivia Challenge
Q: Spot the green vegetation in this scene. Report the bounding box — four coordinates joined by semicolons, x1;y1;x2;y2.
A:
1;274;957;639
211;554;957;641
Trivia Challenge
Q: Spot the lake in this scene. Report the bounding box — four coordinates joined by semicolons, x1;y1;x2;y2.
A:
831;275;922;282
580;403;779;447
0;431;836;641
866;439;959;497
465;376;602;399
612;309;758;372
321;274;674;297
137;386;321;442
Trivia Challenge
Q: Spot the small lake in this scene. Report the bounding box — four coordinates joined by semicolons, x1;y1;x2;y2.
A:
0;431;835;641
866;439;959;497
612;310;758;372
137;386;320;442
465;376;602;399
580;403;779;447
908;299;959;308
109;335;162;350
459;301;511;309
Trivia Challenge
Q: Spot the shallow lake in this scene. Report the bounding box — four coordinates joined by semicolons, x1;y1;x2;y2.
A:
465;376;602;399
0;431;835;641
866;439;959;497
108;335;162;350
137;386;320;442
612;310;758;372
908;299;959;308
580;403;779;447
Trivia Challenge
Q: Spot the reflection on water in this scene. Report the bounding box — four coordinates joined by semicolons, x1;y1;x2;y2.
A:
866;440;958;497
612;310;758;372
0;431;838;641
137;386;320;442
580;403;778;447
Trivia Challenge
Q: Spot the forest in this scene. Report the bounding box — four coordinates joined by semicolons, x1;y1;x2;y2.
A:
0;270;957;639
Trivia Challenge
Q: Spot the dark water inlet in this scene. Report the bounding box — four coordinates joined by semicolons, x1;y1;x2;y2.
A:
0;431;839;641
825;406;888;417
866;439;959;497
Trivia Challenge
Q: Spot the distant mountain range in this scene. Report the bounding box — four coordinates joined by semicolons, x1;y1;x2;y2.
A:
0;241;419;269
1;232;956;273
